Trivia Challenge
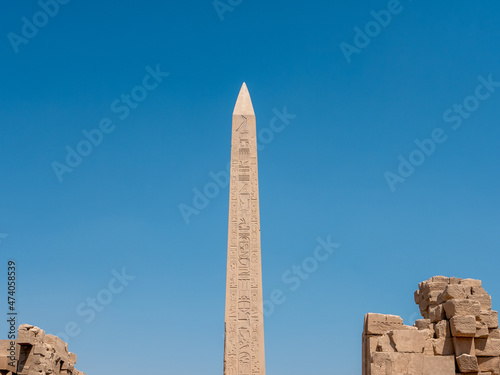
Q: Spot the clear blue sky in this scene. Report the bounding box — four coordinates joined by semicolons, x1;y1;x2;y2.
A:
1;1;500;374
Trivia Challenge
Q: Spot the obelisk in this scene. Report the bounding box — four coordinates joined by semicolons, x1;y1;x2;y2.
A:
224;83;266;375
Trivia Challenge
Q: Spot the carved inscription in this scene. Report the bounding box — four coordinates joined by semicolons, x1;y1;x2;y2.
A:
225;102;265;375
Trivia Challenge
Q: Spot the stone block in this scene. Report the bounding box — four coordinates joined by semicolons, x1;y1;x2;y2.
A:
472;286;488;295
364;313;404;335
475;339;500;356
420;306;430;320
479;311;499;329
415;290;422;304
420;297;429;310
430;304;446;323
388;330;427;353
435;320;451;338
432;276;450;283
438;284;468;304
423;282;449;298
477;356;500;375
476;322;490;338
0;357;17;372
450;315;477;337
68;352;77;363
461;279;482;287
414;319;432;331
428;291;441;305
490;329;500;339
469;294;493;311
454;337;476;356
377;333;395;353
364;335;379;375
45;334;69;358
371;352;424;375
17;325;45;346
444;299;481;318
423;339;434;356
456;354;479;373
420;328;434;340
422;355;455;374
433;337;455;356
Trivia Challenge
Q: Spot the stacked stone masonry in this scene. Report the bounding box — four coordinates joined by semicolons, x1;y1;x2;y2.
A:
363;276;500;375
0;324;85;375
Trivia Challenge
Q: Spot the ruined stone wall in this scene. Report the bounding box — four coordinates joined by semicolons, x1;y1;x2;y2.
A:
0;324;85;375
363;276;500;375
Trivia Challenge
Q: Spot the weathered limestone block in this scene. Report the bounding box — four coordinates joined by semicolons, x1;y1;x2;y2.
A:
377;333;395;352
477;356;500;375
420;306;430;320
444;299;481;318
456;353;479;372
377;333;396;353
473;286;488;295
45;334;69;356
0;340;18;373
475;339;500;357
0;357;16;373
435;320;451;338
432;337;455;356
423;339;434;356
371;352;424;375
451;315;477;337
17;325;45;345
432;276;451;283
363;335;379;375
438;284;467;304
461;279;482;287
364;313;404;335
69;352;77;363
476;321;491;338
423;282;448;302
423;281;448;294
420;328;434;340
469;294;493;311
388;330;427;353
422;355;455;375
453;337;476;356
430;304;446;323
415;290;422;304
449;277;463;284
428;291;441;305
370;352;392;375
479;311;499;329
490;329;500;339
414;319;432;331
31;342;54;358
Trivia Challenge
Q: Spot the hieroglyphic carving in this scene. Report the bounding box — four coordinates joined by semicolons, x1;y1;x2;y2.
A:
224;84;265;375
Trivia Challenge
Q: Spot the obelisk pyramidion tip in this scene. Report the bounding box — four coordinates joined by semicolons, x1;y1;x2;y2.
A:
233;82;255;116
